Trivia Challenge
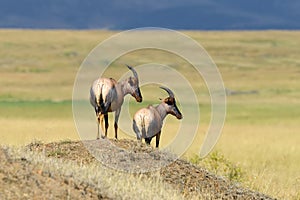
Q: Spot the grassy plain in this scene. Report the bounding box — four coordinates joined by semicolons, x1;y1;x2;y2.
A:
0;30;300;199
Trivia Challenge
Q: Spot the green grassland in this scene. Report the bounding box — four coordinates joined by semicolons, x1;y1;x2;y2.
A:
0;30;300;199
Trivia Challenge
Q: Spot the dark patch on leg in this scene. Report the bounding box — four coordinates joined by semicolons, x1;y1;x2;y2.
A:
156;132;161;148
104;114;109;137
114;122;118;139
95;106;99;116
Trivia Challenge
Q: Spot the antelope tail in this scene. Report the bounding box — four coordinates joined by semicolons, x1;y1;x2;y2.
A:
97;84;106;114
99;93;105;112
141;116;146;139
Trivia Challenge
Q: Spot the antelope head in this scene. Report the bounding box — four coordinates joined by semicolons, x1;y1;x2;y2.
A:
160;86;182;119
126;65;143;103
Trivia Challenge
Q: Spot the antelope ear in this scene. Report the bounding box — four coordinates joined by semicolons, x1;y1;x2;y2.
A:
163;97;169;104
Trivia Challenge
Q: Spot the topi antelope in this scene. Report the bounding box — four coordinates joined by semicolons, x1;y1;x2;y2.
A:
90;65;142;139
132;86;182;148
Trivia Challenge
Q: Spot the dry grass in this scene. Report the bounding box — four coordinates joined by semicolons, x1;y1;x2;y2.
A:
0;118;79;145
216;124;300;199
0;29;300;199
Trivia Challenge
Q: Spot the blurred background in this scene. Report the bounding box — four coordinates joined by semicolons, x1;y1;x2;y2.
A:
1;0;300;30
0;1;299;199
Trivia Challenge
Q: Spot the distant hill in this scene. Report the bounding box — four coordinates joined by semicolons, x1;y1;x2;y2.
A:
0;0;299;30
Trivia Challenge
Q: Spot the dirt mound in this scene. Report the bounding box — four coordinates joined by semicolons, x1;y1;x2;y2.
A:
25;139;275;200
0;147;110;200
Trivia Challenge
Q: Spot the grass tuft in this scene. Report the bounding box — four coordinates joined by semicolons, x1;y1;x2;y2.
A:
191;151;244;183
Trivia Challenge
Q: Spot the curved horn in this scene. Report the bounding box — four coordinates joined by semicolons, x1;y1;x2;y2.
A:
126;64;139;80
160;86;174;98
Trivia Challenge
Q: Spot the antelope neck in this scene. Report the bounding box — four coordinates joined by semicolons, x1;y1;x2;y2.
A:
155;103;168;120
120;78;132;96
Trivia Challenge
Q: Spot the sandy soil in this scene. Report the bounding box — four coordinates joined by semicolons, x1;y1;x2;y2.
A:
0;139;276;200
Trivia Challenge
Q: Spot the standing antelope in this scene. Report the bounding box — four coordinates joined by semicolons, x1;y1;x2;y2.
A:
133;86;182;148
90;65;142;139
